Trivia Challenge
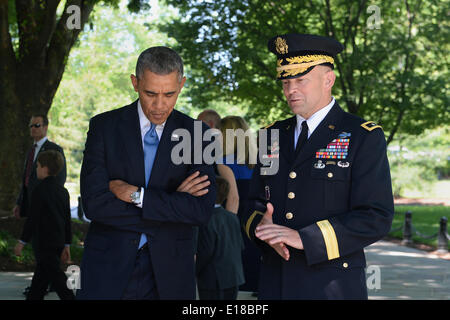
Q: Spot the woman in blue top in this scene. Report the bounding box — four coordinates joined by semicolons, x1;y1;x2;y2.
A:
221;116;260;294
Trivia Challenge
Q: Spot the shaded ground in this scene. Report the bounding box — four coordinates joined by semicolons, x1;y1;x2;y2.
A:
1;240;448;300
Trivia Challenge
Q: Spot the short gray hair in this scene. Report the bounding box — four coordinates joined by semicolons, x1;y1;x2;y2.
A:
135;46;184;82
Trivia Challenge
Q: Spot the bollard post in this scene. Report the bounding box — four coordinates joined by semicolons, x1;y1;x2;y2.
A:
437;216;448;254
77;196;85;221
401;211;413;246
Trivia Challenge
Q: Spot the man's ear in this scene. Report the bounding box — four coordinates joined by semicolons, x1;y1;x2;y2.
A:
130;74;139;92
324;70;336;89
180;76;187;90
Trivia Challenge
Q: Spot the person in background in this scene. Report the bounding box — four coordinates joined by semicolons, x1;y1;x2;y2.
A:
13;114;67;297
220;115;260;295
15;150;74;300
196;176;245;300
197;109;239;214
14;114;66;219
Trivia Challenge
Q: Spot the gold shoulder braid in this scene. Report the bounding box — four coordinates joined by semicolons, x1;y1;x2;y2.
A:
361;121;382;132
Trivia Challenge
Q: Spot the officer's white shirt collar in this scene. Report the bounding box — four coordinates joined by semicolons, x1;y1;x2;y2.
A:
33;136;48;162
137;100;165;141
295;97;335;144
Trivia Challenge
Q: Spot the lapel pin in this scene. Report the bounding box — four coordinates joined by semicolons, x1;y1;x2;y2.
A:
328;125;335;130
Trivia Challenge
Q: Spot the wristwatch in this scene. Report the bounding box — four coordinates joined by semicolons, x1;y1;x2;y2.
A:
130;188;141;205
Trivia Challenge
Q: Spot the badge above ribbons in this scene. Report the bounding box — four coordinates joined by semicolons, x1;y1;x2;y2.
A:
316;132;351;159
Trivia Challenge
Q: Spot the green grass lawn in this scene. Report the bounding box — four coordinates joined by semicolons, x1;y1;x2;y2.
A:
390;205;450;249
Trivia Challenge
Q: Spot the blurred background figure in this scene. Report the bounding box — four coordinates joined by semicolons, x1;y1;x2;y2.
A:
197;110;239;214
220;115;260;295
196;176;245;300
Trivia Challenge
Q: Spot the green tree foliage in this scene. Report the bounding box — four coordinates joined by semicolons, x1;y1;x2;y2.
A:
0;0;148;210
161;0;449;139
48;3;171;196
388;125;450;197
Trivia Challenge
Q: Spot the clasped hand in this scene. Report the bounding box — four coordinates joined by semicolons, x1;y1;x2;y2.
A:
254;202;303;261
109;171;210;203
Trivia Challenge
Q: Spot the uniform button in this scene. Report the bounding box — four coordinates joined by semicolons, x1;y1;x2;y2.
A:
343;262;348;268
285;212;293;220
327;172;333;178
288;192;295;199
289;171;297;179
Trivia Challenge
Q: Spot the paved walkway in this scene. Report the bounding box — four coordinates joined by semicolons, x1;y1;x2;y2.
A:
0;240;448;300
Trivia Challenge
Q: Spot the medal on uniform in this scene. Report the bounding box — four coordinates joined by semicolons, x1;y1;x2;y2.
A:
316;135;350;159
338;161;350;168
314;160;325;169
338;132;351;138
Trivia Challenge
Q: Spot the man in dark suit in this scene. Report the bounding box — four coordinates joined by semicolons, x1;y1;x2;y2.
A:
196;176;245;300
77;46;216;300
14;114;66;219
15;150;74;300
243;34;394;299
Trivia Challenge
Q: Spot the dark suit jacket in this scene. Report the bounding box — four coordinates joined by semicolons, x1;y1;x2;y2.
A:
77;101;216;300
20;176;72;254
196;206;245;291
242;102;394;299
17;139;67;217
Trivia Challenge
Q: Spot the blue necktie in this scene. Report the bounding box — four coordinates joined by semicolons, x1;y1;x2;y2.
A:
138;123;159;249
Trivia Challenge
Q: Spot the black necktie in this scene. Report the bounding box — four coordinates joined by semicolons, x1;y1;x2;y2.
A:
295;120;309;156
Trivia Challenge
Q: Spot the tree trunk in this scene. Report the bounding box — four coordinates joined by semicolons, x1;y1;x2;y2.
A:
0;0;95;212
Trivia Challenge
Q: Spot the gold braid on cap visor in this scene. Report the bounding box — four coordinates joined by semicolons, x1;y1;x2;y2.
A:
277;55;335;78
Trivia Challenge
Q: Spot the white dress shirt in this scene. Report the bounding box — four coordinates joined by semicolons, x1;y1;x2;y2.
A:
33;136;48;161
294;97;335;148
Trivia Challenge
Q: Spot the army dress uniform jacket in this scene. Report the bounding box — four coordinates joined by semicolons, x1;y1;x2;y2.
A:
243;102;394;299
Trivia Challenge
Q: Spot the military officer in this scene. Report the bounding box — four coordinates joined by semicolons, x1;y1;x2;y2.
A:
242;33;394;299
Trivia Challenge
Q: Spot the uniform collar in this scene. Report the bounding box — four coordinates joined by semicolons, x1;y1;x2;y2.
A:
296;97;335;137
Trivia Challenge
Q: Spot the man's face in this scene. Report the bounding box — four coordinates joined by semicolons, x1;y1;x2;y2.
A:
281;66;335;119
29;116;48;142
131;70;186;125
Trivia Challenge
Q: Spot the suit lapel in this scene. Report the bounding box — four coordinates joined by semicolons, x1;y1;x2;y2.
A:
292;102;344;168
118;101;146;187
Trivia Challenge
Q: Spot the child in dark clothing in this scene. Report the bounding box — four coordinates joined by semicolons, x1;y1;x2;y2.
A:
15;150;75;300
196;176;245;300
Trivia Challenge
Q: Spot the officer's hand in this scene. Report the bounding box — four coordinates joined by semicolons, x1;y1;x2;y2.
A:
256;223;304;251
177;171;210;197
255;203;290;261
